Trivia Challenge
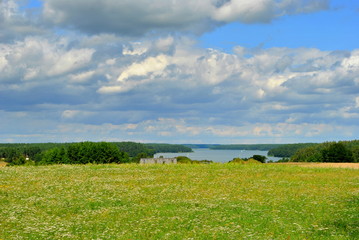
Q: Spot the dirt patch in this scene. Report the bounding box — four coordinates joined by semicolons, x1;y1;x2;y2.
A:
0;161;7;168
273;162;359;169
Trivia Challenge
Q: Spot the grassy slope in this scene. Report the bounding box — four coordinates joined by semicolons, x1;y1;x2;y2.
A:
0;164;358;240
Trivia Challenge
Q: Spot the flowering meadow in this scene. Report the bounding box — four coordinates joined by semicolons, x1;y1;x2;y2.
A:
0;164;358;239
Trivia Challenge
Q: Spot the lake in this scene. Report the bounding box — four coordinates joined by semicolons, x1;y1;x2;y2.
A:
154;148;282;163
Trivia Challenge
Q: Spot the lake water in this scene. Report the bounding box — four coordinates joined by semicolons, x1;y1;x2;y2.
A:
154;148;282;163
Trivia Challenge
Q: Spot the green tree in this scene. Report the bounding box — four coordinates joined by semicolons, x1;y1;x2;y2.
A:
351;146;359;163
133;152;148;163
3;148;24;166
37;147;68;165
321;143;353;163
291;146;322;162
23;146;41;159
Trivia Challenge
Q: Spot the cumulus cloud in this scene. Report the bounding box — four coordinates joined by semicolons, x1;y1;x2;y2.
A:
118;54;169;82
47;48;95;76
1;35;358;127
41;0;329;35
1;0;358;143
0;37;95;83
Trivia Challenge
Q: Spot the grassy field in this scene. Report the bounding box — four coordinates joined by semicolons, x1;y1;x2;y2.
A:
0;164;358;239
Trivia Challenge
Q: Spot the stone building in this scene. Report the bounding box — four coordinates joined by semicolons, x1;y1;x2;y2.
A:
140;158;177;164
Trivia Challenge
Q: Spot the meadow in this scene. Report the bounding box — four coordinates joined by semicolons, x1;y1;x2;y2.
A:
0;163;358;239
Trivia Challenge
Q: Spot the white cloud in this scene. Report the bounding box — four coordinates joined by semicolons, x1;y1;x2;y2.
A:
213;0;275;23
0;0;357;143
98;54;170;94
48;48;95;76
70;71;96;83
0;37;95;83
117;55;169;82
341;50;359;69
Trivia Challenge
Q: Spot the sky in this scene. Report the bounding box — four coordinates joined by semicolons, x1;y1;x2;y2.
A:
0;0;358;144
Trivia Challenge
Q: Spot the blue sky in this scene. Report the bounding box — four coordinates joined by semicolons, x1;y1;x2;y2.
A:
201;0;359;51
0;0;358;144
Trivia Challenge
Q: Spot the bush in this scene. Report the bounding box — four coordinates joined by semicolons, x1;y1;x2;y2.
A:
229;158;246;164
7;155;26;166
176;156;193;164
252;155;267;163
228;158;262;164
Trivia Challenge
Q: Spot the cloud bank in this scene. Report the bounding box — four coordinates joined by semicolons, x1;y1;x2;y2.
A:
42;0;329;35
0;0;357;143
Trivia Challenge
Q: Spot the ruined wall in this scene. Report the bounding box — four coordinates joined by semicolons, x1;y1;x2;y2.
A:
140;158;177;164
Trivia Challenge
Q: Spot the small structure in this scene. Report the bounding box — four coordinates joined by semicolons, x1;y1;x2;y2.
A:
140;158;177;164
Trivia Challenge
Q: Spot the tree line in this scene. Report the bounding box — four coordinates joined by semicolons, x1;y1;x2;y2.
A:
290;140;359;163
2;140;358;165
0;142;193;166
1;142;129;166
267;143;318;157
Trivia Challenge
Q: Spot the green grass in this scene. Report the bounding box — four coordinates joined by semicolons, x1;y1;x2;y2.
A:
0;164;358;239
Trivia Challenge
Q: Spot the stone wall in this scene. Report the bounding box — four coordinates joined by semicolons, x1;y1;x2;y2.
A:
140;158;177;164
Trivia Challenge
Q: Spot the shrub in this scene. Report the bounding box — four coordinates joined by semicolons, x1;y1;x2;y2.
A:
176;156;193;164
228;158;262;164
252;155;267;163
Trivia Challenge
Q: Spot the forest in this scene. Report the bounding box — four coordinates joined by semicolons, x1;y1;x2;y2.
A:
0;142;192;166
267;143;318;157
289;140;359;163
